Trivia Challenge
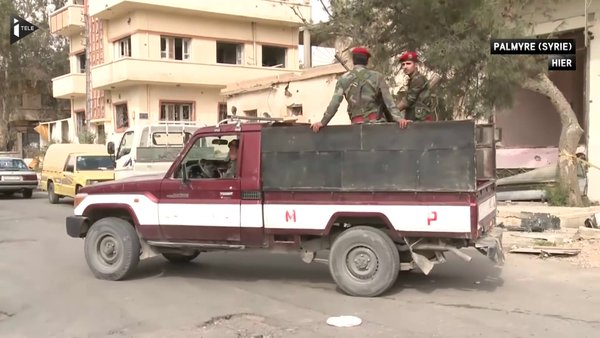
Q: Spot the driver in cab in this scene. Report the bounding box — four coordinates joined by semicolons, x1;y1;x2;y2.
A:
222;139;238;178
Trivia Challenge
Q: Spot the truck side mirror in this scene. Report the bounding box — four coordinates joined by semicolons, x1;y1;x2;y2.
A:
107;141;115;155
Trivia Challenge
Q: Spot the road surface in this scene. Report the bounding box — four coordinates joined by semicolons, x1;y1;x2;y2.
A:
1;192;599;337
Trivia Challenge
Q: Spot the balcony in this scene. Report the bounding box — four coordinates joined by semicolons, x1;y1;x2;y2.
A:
89;0;311;26
52;73;86;99
91;58;297;90
49;3;85;36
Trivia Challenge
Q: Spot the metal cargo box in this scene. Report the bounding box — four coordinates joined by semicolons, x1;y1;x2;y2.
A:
261;120;493;192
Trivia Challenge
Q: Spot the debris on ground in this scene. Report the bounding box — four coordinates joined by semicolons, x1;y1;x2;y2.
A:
584;212;600;229
509;247;580;256
498;212;561;232
326;315;362;328
504;227;600;268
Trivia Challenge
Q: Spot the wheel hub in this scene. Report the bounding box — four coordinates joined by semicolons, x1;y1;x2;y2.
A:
346;246;379;280
98;236;119;265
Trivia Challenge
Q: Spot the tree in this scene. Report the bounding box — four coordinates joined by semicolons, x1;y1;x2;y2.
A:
315;0;585;206
0;0;69;151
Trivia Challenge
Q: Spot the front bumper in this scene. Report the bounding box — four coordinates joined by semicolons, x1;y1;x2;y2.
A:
475;227;505;265
66;215;89;238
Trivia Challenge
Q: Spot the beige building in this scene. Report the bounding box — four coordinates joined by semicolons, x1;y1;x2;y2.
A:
223;0;600;201
223;63;347;124
48;0;311;144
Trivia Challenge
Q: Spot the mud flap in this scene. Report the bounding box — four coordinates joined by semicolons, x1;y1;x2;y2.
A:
475;227;505;266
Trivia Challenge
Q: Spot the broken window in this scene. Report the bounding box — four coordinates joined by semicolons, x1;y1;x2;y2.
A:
262;45;286;68
217;42;243;64
244;109;258;117
115;103;129;130
287;104;303;116
115;36;131;59
160;102;193;121
161;36;191;60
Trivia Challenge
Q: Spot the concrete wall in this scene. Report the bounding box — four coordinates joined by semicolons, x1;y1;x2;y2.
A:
226;71;352;126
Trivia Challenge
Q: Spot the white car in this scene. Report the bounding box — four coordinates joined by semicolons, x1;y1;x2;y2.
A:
0;157;38;198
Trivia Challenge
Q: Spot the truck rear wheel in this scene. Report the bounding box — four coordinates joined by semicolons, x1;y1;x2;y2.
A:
329;226;400;297
84;217;140;281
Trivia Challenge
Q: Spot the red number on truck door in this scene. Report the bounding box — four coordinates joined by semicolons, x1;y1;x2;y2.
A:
285;210;296;222
427;211;437;226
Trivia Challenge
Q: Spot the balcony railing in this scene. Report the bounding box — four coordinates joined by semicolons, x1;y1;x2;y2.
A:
49;3;85;36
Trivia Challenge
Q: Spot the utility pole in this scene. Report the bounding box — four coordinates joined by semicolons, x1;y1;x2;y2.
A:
84;0;91;130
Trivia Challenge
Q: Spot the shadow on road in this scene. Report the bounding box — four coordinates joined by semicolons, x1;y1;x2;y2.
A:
0;191;73;206
128;248;504;296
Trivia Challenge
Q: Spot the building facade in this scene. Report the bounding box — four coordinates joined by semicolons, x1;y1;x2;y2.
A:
48;0;311;144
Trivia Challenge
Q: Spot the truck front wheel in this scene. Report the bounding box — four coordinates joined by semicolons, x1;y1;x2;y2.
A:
329;226;400;297
84;217;141;281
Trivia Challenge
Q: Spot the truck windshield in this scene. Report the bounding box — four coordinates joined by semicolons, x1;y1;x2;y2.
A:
76;156;115;171
0;159;28;171
151;132;192;146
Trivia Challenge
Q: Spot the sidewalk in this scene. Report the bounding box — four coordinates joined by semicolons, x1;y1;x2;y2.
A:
497;202;600;229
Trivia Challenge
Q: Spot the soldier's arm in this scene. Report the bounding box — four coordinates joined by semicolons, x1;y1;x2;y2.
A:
320;79;345;126
397;75;427;111
379;77;405;121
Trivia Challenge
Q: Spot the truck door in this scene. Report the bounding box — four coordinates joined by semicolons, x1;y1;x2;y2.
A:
57;155;76;196
158;132;242;242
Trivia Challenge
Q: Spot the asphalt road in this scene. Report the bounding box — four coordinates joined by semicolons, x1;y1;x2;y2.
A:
1;192;599;338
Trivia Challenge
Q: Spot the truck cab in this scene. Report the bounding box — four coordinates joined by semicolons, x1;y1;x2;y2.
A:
107;121;204;180
66;116;503;297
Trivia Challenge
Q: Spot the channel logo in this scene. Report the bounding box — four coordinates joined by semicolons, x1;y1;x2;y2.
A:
10;14;39;45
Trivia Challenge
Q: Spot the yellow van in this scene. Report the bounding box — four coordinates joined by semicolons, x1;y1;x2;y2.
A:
40;144;115;204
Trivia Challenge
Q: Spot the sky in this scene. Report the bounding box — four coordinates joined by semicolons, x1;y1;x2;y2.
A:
311;0;331;23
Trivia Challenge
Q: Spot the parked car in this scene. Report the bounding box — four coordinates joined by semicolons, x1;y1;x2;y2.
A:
0;157;38;198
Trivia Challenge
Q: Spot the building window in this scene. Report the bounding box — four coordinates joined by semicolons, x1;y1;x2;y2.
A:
217;42;243;64
115;36;131;59
244;109;257;117
161;36;191;60
76;52;86;73
218;102;228;121
160;102;193;121
287;104;303;116
75;111;85;131
262;45;286;68
115;103;129;130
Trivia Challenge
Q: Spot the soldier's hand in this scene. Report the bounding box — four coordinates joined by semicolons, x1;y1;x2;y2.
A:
398;119;412;129
311;122;324;133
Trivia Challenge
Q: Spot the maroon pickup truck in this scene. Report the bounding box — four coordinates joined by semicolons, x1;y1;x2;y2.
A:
67;117;503;297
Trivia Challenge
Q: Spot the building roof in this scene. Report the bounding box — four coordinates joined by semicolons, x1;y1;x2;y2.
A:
221;63;346;96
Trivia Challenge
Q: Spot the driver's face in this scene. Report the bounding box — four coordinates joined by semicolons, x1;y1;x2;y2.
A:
229;146;238;161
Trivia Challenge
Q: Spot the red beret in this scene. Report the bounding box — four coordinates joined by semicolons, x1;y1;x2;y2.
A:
351;47;371;57
399;51;418;62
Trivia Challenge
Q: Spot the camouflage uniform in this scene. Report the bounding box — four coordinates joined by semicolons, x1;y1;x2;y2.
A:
320;65;404;126
402;70;432;121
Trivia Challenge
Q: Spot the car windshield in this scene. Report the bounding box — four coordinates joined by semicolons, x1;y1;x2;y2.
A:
0;159;28;171
76;156;115;171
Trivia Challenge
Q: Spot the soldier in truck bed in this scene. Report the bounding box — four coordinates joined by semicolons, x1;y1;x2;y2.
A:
395;51;433;122
311;47;411;132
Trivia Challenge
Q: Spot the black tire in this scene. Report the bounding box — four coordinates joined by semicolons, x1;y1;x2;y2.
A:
48;182;59;204
329;226;400;297
22;189;33;199
84;217;141;281
162;252;200;263
75;185;82;194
